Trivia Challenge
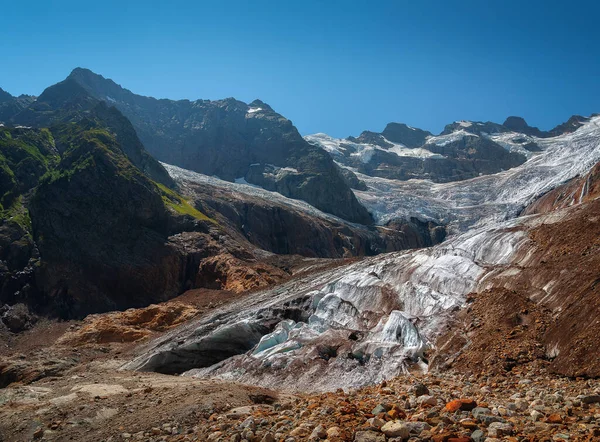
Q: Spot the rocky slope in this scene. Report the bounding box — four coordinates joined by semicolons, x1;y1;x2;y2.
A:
1;287;600;441
0;120;307;320
66;68;371;224
436;197;600;379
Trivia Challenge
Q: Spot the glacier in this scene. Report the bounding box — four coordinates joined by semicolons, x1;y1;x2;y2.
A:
125;116;600;391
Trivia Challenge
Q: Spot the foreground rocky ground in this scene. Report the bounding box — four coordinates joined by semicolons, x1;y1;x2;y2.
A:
1;289;599;442
1;349;599;442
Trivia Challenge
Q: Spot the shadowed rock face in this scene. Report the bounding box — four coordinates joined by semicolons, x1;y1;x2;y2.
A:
503;116;546;137
503;115;591;138
67;68;372;224
0;122;286;319
381;123;432;148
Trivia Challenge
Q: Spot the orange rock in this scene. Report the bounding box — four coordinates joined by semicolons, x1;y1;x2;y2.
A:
546;413;563;424
445;399;477;412
448;438;472;442
445;400;463;412
57;302;200;345
386;408;405;420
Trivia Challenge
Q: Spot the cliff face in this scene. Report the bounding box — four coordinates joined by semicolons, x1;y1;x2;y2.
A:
0;123;289;319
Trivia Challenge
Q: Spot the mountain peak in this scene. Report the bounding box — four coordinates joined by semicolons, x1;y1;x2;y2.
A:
381;122;431;148
249;99;273;112
67;67;133;103
69;67;96;76
0;87;13;102
502;116;545;137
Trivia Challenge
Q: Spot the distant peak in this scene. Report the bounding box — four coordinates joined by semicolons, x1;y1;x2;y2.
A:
381;122;431;148
503;116;546;137
503;116;531;130
249;99;273;111
69;67;100;77
385;122;417;130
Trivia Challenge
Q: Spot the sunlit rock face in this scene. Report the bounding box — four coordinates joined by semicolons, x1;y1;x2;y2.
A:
126;117;600;392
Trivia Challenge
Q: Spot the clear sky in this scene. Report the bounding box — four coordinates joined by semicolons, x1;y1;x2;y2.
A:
1;0;599;137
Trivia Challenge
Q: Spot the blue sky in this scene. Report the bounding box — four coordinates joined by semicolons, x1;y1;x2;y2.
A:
1;0;599;137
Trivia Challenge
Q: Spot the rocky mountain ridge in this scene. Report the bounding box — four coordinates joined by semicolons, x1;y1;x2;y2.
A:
65;68;372;224
0;88;36;123
0;70;451;322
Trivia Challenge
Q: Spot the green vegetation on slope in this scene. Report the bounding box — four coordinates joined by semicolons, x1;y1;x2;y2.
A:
155;182;213;222
0;127;59;209
0;196;32;232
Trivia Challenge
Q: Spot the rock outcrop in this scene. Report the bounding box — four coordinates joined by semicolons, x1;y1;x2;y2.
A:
57;302;201;345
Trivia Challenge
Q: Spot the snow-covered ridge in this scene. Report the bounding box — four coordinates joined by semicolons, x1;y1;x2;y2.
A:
305;133;444;163
486;131;537;158
425;129;479;146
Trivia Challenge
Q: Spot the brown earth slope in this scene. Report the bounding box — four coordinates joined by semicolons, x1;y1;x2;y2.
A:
435;195;600;379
